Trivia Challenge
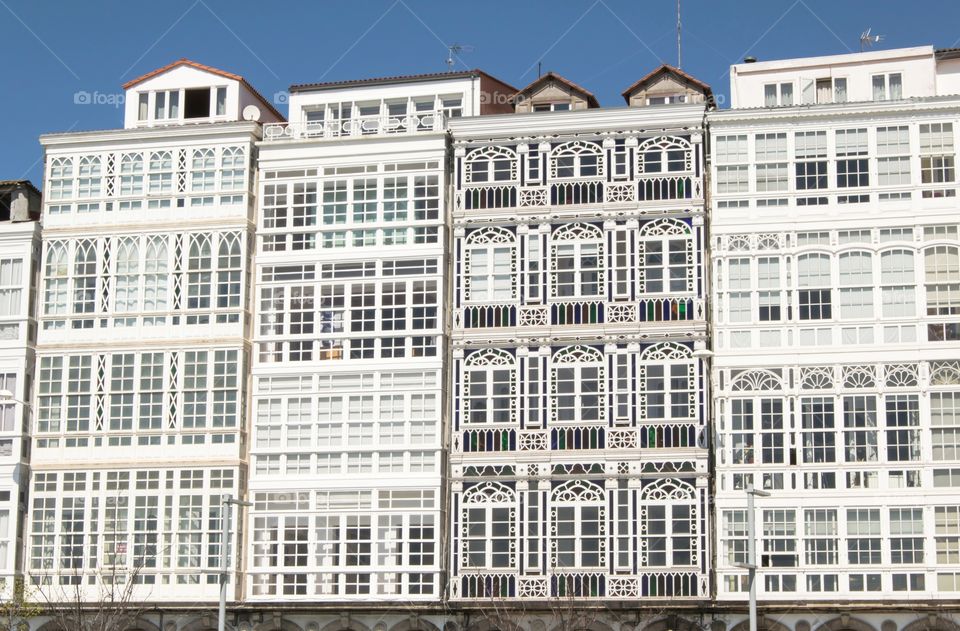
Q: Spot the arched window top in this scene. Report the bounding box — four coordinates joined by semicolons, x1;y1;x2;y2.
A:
188;234;211;263
144;236;168;272
150;150;172;165
640;477;695;501
466;226;516;245
551;480;605;502
221;146;245;163
116;238;140;274
79;155;101;167
465;348;515;367
464;146;518;184
121;153;143;169
550;141;603;179
462;481;515;504
552;222;603;242
925;245;960;283
552;140;602;157
75;240;97;264
842;364;877;389
885;363;918;388
45;243;68;276
552;345;603;364
800;366;835;390
637;135;691;152
797;252;832;287
637;135;692;174
640;342;691;361
193;148;215;159
730;369;782;392
218;233;241;264
639;217;691;238
50;156;73;169
839;250;873;286
931;360;960;386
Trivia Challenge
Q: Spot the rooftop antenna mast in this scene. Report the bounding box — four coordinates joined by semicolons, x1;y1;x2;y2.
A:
676;0;682;68
446;43;474;69
859;28;884;52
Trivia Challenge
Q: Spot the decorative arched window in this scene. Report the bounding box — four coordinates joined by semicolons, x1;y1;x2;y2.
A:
191;148;216;192
464;147;518;184
44;243;69;315
880;249;916;318
925;245;960;316
551;345;604;423
838;251;874;319
148;151;173;194
550;223;603;299
464;227;516;302
187;234;212;310
217;233;242;309
639;478;697;568
638;218;693;294
463;349;515;424
220;146;246;191
119;153;144;196
640;343;694;421
77;156;102;199
550;141;603;179
49;157;74;201
797;253;832;320
550;480;606;569
143;236;169;312
728;370;785;467
637;136;692;174
73;240;97;316
114;238;140;313
461;482;516;569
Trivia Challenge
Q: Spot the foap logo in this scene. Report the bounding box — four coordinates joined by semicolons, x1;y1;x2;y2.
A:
480;90;514;106
273;90;290;106
74;91;125;108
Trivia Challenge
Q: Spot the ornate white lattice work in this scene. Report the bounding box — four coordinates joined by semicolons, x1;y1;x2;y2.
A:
730;369;783;392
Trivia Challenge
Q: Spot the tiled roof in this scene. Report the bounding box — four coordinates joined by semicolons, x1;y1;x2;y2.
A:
121;58;285;121
515;72;600;108
291;69;516;93
621;63;712;102
0;180;40;196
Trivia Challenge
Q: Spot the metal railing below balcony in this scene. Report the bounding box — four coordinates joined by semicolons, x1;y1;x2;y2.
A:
455;298;700;330
262;112;443;141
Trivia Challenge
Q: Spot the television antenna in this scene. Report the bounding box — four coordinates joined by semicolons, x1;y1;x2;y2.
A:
446;43;475;69
860;28;884;51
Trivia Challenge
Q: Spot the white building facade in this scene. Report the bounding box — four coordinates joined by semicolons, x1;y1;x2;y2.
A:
31;60;281;603
0;181;40;592
245;71;513;612
447;70;712;609
710;46;960;628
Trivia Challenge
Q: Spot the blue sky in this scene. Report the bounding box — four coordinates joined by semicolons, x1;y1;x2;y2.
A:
3;0;959;186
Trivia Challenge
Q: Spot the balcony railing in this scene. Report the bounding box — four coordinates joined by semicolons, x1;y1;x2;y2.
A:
456;424;703;453
456;175;701;211
455;298;702;330
451;571;706;599
263;112;444;141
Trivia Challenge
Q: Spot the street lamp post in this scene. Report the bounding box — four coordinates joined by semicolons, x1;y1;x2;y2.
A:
219;494;252;631
734;483;770;631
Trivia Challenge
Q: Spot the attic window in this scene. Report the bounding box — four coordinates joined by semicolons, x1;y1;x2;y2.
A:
648;95;687;105
533;103;570;112
184;88;211;119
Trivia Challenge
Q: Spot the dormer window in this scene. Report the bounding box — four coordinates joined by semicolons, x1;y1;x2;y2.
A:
647;95;687;105
533;103;571;112
155;90;180;120
184;88;211;119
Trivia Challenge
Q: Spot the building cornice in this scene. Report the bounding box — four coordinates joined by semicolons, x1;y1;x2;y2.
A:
39;120;263;148
449;104;707;141
707;95;960;126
